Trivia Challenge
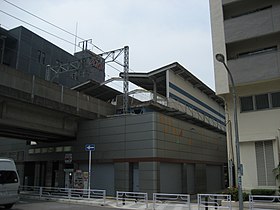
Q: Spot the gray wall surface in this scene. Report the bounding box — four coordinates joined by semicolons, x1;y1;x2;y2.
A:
1;112;227;195
7;26;105;88
222;0;280;85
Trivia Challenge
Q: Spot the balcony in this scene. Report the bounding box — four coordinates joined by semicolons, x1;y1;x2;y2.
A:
227;51;280;85
222;0;238;5
224;6;280;43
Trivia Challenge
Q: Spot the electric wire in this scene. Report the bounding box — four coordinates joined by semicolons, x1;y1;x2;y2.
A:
2;0;105;53
0;9;125;74
1;0;136;72
0;9;79;48
1;1;139;95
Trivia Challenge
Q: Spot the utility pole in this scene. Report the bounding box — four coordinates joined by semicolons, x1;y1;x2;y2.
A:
123;46;129;114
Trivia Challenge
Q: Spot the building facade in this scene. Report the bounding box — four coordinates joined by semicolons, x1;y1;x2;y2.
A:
1;25;228;196
0;26;105;87
210;0;280;190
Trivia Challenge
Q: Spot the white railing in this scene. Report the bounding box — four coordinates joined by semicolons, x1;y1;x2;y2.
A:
153;193;190;209
198;194;232;210
116;191;148;208
249;195;280;210
20;186;106;205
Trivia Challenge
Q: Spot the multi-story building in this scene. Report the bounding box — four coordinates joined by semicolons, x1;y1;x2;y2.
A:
1;25;228;195
210;0;280;190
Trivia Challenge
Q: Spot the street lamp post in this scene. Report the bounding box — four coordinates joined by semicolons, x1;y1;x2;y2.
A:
216;53;243;210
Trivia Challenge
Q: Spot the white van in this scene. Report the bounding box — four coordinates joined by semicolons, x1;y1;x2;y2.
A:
0;158;20;209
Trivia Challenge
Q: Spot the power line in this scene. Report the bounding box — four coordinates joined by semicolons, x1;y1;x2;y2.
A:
0;10;125;75
2;0;105;53
0;9;80;48
2;0;135;73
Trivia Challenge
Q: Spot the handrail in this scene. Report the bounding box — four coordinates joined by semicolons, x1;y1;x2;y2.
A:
116;191;148;208
198;194;232;210
20;186;106;205
249;195;280;210
153;193;190;209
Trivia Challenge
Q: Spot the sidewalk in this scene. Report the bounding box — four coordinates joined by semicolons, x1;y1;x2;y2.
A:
21;195;277;210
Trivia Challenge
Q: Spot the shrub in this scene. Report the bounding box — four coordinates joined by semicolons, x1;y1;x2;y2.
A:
251;189;276;196
223;187;249;201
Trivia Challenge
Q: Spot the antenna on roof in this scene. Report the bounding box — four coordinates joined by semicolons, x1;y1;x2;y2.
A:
74;22;78;53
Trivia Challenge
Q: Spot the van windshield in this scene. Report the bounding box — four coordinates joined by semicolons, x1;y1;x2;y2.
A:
0;170;18;184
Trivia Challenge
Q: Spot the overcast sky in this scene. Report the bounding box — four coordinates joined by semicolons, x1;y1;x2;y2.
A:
0;0;215;91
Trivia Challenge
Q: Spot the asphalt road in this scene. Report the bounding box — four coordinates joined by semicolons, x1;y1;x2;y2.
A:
2;198;123;210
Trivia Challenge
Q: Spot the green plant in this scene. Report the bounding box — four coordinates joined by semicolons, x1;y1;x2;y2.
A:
223;187;249;201
251;189;276;196
273;163;280;180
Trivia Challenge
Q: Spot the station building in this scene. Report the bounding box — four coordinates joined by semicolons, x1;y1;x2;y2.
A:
0;25;227;195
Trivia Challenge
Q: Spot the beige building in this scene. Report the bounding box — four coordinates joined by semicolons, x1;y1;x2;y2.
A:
209;0;280;191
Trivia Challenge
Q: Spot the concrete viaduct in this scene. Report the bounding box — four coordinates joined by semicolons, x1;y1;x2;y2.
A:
0;64;115;141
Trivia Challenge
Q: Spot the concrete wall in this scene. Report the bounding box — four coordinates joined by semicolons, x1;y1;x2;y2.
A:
0;65;114;117
227;51;280;86
224;0;280;43
210;0;280;191
225;80;280;190
75;112;227;194
1;111;227;194
209;0;229;95
155;113;227;163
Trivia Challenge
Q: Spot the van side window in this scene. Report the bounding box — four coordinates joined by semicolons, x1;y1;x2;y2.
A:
0;171;18;184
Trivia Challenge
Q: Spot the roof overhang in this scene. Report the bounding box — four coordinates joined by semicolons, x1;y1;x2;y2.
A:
120;62;224;106
71;80;122;102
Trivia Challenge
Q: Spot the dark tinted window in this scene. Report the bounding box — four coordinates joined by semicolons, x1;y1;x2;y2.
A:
240;96;253;112
0;171;18;184
255;94;269;110
271;92;280;108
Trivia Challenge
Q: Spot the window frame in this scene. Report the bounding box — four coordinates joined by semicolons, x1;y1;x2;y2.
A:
240;92;280;113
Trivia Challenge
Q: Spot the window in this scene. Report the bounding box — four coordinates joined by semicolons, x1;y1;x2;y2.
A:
240;92;280;112
240;96;254;112
255;141;275;186
255;94;269;110
271;92;280;108
0;171;18;184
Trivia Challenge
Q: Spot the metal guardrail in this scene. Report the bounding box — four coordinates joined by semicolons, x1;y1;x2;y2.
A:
249;195;280;210
116;191;148;208
153;193;190;209
20;186;106;205
198;194;232;210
